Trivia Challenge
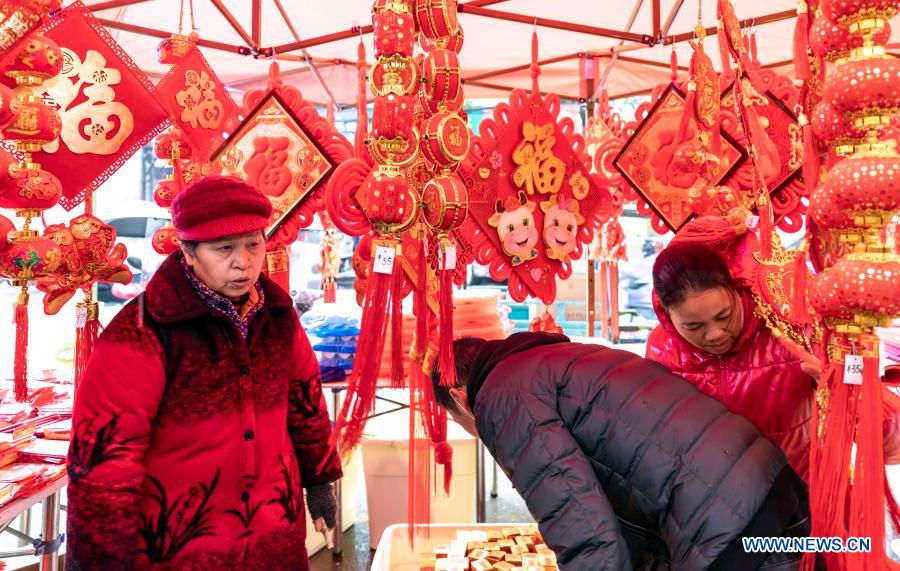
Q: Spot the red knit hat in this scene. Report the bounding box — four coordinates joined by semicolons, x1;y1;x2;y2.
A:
172;175;272;241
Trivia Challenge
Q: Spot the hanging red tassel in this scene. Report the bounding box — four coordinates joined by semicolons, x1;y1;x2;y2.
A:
598;260;609;341
74;299;99;392
793;1;811;82
748;32;758;65
848;353;886;570
717;28;732;76
329;239;396;460
530;30;540;95
678;86;697;145
408;362;432;542
13;286;29;403
390;244;405;388
355;39;369;160
808;361;859;570
438;242;456;388
422;316;453;495
412;232;429;361
801;116;820;197
609;262;620;343
434;440;453;495
670;49;678;83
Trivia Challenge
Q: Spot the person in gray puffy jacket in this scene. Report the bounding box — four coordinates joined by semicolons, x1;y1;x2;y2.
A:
433;332;822;571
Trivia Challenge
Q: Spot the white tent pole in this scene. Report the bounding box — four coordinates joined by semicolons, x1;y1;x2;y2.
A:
595;0;646;95
272;0;339;106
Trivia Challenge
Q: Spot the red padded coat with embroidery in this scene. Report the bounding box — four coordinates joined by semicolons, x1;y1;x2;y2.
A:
65;251;341;570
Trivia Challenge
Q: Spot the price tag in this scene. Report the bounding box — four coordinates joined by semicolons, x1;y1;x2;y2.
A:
744;215;760;229
439;246;457;270
373;246;395;274
76;305;88;328
843;354;863;385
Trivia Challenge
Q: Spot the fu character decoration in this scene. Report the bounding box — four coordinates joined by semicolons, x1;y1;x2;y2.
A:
459;31;612;305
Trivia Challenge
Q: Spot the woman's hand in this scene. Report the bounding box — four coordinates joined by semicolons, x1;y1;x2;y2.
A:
800;361;822;382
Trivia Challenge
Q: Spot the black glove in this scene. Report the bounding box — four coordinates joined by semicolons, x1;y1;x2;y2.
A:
305;483;337;530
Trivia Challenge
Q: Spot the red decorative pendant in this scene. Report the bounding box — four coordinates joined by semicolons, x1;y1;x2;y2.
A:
421;173;467;231
420;111;469;166
415;0;458;40
423;49;461;107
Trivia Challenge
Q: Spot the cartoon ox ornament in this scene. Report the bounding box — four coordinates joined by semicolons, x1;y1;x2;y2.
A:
541;194;583;263
489;191;538;266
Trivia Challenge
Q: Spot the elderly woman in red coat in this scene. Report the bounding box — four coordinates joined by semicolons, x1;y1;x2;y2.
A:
647;218;900;481
65;176;341;570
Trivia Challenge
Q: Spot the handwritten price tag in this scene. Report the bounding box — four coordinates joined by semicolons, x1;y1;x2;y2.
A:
373;246;396;274
843;354;863;385
76;305;88;329
744;215;760;230
439;246;457;270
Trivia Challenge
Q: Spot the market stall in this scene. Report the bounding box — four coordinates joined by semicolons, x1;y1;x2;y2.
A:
0;0;898;569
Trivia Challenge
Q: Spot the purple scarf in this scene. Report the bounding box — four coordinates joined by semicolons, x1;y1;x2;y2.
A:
181;257;264;338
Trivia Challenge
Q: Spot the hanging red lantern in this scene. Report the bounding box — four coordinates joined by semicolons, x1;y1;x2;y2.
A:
0;225;61;401
157;33;197;65
415;0;458;39
421;83;464;115
362;168;418;232
421;172;468;231
0;232;60;282
369;55;420;97
824;57;900;129
423;49;461;107
821;0;898;33
373;9;416;58
0;162;61;212
153;178;180;208
154;128;193;161
811;101;868;154
809;154;900;229
371;94;416;141
810;258;900;323
421;172;467;390
152;224;180;255
2;90;61;150
809;17;890;62
3;34;62;86
420;110;469;167
0;0;61;54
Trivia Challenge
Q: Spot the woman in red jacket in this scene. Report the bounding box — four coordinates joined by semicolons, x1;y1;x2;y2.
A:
647;239;816;479
647;234;900;481
65;176;342;570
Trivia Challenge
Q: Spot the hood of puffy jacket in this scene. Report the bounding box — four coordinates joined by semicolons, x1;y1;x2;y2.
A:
651;283;763;358
466;331;569;411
